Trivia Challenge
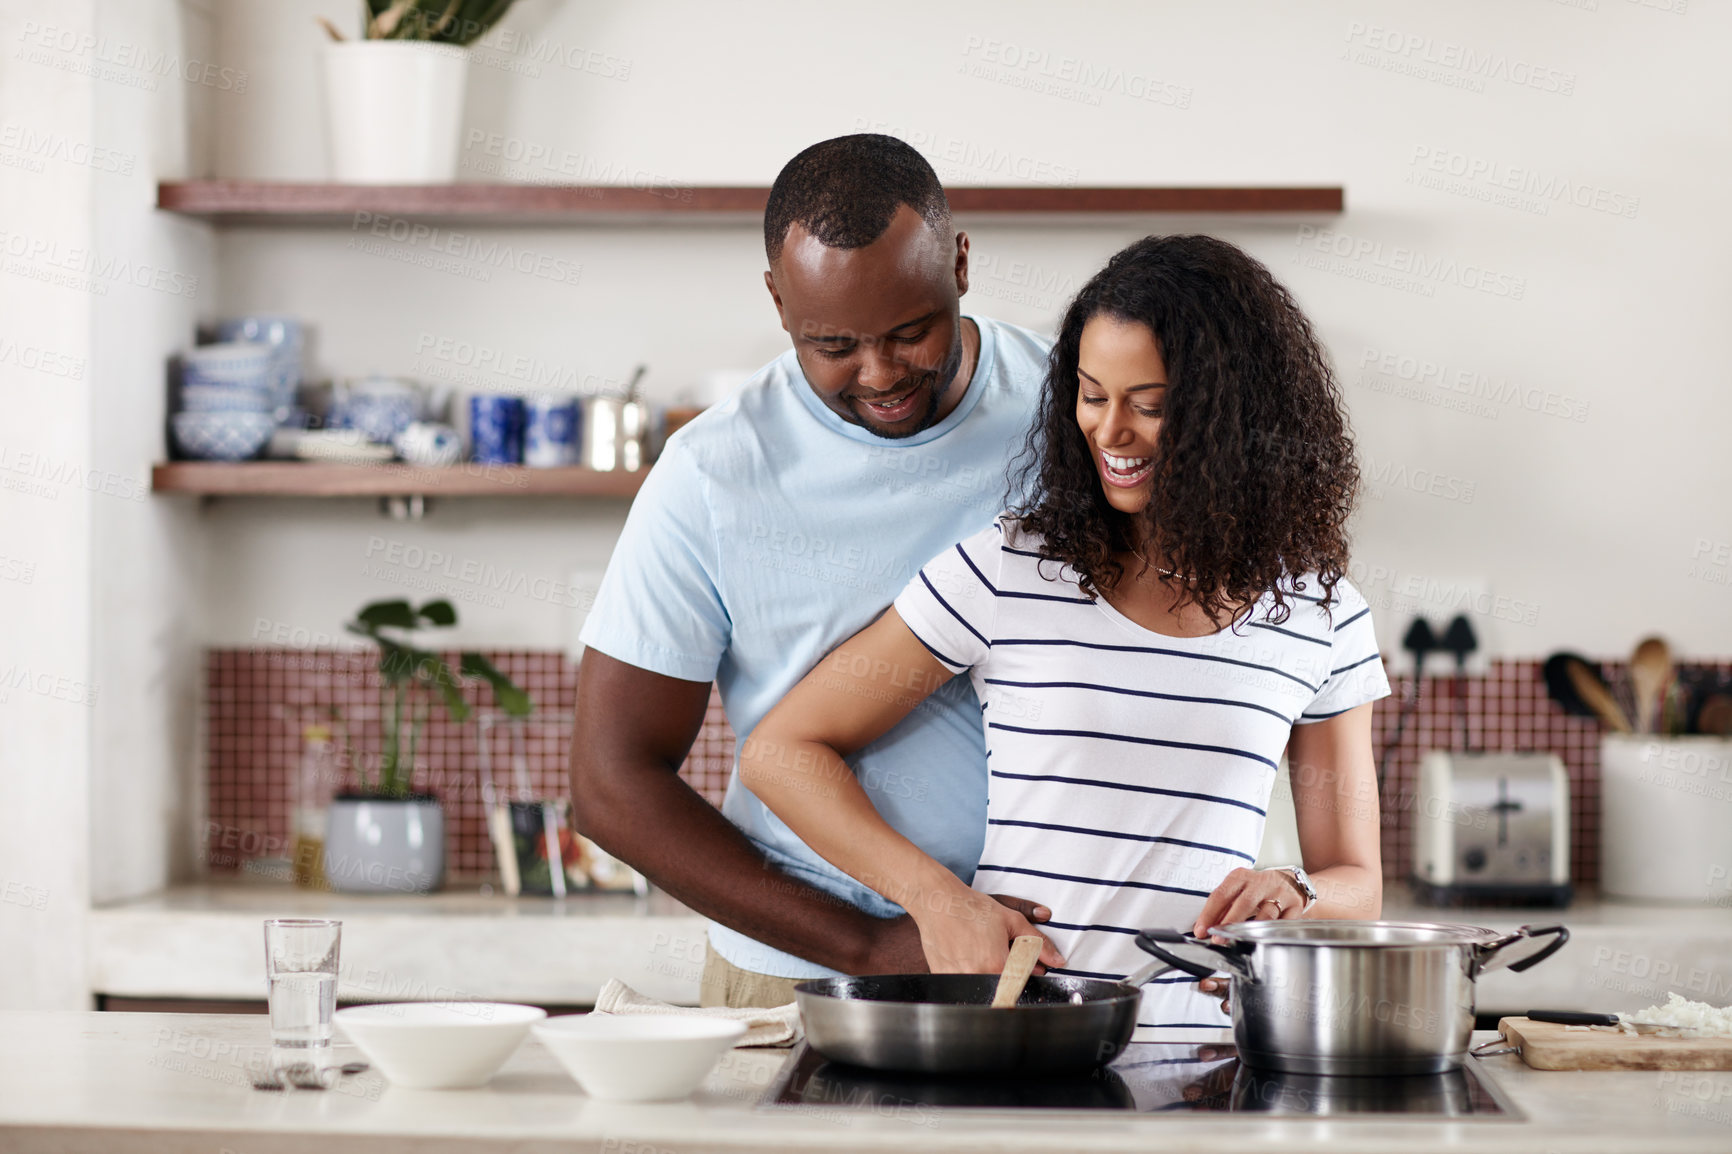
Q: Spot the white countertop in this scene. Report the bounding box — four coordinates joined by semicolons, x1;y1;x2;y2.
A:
88;875;708;1005
89;877;1732;1014
2;1011;1730;1153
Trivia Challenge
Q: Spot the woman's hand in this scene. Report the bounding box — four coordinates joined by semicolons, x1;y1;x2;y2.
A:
911;881;1066;974
1192;866;1306;938
1191;866;1305;1014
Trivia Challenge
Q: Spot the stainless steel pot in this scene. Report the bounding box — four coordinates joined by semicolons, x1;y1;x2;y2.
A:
1138;921;1569;1076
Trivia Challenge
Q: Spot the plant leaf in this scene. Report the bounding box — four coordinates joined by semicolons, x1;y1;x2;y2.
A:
357;599;419;629
375;638;431;685
461;652;534;716
371;0;420;38
417;599;457;627
421;656;472;724
455;0;516;45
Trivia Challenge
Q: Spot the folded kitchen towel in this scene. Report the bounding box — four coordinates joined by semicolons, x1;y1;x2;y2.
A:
592;979;802;1047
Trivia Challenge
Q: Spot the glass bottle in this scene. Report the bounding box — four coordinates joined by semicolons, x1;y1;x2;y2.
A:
292;724;337;889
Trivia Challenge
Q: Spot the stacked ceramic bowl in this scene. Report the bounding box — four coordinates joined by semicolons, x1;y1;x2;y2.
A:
215;315;302;421
173;343;277;461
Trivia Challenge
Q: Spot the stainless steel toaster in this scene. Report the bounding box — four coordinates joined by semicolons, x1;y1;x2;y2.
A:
1411;751;1572;907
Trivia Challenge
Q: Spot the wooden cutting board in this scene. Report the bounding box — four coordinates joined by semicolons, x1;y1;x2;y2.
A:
1498;1016;1732;1070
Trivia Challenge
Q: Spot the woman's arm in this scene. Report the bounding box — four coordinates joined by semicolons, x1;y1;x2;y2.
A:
738;607;1063;974
1190;703;1382;934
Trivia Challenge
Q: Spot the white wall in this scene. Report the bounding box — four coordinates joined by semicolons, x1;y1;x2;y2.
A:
0;0;214;1008
87;0;212;906
194;0;1731;664
0;0;97;1010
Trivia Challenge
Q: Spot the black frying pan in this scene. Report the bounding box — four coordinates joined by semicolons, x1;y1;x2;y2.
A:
793;935;1209;1075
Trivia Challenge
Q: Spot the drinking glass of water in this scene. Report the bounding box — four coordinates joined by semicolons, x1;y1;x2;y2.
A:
263;918;341;1059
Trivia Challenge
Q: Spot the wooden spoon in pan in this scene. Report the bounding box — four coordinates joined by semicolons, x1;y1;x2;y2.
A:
991;935;1046;1008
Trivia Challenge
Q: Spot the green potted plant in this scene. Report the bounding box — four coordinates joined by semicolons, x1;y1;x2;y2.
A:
323;597;531;893
317;2;521;183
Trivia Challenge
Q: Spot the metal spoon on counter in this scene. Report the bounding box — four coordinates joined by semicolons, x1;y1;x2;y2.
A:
249;1060;370;1092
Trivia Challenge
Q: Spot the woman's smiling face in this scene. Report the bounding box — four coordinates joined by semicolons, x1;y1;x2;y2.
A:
1075;314;1169;517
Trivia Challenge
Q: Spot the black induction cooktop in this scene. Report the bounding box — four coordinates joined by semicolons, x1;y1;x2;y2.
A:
763;1042;1521;1118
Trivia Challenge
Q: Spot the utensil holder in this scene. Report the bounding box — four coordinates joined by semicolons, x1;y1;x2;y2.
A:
1600;735;1732;904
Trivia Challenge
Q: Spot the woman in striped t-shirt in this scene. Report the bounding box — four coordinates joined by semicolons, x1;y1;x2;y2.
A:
740;235;1388;1027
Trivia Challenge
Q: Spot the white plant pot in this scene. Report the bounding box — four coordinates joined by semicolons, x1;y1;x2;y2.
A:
323;796;446;894
323;41;469;184
1600;736;1732;904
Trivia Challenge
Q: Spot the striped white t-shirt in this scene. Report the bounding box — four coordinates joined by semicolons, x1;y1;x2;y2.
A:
892;517;1390;1027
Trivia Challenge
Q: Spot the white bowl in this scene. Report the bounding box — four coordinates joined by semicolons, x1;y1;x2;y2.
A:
334;1002;546;1089
533;1014;747;1101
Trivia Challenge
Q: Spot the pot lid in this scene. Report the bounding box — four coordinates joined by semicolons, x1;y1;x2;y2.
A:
1206;919;1503;947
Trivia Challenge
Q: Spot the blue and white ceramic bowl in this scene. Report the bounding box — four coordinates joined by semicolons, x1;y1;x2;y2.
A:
183;342;273;387
394;421;462;467
331;378;423;444
172;411;275;461
215;316;303;416
181;382;273;413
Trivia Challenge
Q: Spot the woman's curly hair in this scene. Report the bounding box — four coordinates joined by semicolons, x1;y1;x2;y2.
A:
1009;234;1359;627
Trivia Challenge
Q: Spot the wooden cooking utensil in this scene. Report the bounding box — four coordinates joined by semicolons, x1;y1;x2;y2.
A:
1564;657;1633;733
1697;693;1732;737
991;935;1046;1009
1630;636;1672;735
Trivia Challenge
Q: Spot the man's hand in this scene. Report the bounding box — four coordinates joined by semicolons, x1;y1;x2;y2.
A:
856;894;1056;975
909;881;1065;975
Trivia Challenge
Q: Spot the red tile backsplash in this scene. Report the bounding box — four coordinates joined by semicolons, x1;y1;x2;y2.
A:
205;648;733;878
204;650;1723;889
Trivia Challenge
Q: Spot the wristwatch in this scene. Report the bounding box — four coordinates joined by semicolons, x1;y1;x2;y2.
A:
1272;865;1318;914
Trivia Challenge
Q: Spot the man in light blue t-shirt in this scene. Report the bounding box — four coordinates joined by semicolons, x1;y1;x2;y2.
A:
572;135;1053;1007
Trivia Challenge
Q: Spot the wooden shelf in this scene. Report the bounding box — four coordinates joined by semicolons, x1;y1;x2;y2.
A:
157;181;1344;224
151;461;645;498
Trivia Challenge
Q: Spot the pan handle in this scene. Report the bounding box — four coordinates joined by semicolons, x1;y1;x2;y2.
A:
1473;924;1570;975
1135;928;1255;982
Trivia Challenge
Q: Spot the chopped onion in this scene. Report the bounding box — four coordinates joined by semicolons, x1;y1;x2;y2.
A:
1626;993;1732;1037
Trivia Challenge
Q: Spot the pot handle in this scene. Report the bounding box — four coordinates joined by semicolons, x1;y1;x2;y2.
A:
1473;924;1570;975
1135;928;1255;982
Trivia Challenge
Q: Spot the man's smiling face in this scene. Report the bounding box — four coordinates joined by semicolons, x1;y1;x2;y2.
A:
766;205;970;439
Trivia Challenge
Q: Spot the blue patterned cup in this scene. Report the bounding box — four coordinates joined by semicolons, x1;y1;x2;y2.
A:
525;394;581;467
470;395;526;464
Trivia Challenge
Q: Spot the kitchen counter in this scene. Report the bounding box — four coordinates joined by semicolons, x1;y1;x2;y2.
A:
3;1011;1730;1153
89;877;1732;1013
88;875;708;1005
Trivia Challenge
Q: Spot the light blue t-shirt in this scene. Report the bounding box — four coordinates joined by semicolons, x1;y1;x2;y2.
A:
579;315;1051;978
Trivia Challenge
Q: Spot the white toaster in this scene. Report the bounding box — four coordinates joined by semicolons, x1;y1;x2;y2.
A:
1411;751;1572;907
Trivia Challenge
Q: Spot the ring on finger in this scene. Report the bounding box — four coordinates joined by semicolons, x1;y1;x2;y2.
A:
1258;897;1285;917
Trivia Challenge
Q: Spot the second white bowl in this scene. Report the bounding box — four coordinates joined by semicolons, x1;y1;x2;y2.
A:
534;1014;747;1101
334;1002;546;1089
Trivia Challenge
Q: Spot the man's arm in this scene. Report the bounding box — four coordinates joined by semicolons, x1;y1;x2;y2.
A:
569;648;932;975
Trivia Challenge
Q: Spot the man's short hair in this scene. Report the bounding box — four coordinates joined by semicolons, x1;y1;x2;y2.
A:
764;134;952;264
